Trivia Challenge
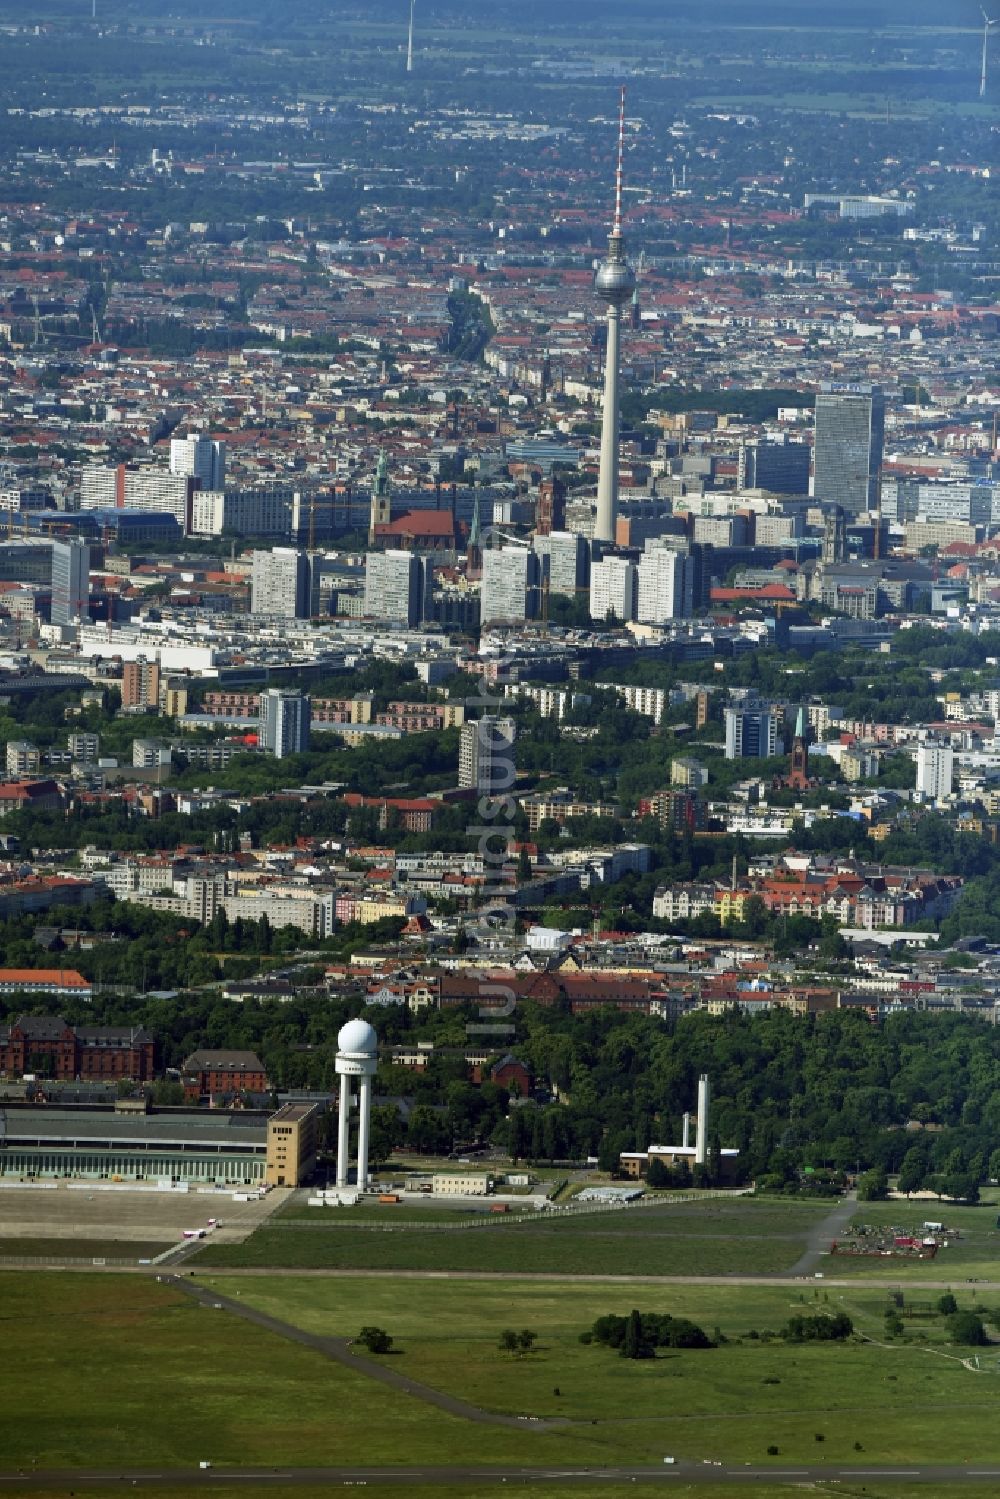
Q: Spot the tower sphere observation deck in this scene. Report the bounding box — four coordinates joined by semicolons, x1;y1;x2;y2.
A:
595;254;635;304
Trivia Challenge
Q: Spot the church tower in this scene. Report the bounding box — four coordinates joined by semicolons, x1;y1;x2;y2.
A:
368;451;391;546
787;707;810;791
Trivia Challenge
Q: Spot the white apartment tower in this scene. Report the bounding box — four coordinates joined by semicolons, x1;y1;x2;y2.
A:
480;547;540;627
251;548;313;618
915;743;954;803
532;531;588;598
50;538;89;625
170;434;226;492
364;549;423;627
259;689;310;759
589;556;637;622
724;709;778;760
458;717;516;795
636;546;694;624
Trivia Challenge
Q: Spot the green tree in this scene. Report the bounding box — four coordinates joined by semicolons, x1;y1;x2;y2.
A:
508;1108;529;1164
884;1309;905;1338
947;1311;988;1346
150;1080;185;1106
856;1167;889;1202
357;1326;393;1355
597;1129;626;1175
897;1150;927;1197
407;1104;451;1155
369;1104;403;1166
646;1156;671;1189
943;1173;980;1204
622;1309;652;1360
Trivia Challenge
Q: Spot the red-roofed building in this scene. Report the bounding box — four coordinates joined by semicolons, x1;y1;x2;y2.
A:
0;780;62;818
372;510;457;550
0;1013;155;1081
343;793;437;833
710;584;796;604
0;968;92;998
0;876;97;919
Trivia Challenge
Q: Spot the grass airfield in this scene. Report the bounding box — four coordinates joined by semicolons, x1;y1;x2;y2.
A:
26;1491;1000;1499
6;1269;1000;1477
4;1193;1000;1492
194;1192;833;1274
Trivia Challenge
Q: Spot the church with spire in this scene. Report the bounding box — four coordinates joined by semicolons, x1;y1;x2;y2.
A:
784;707;812;792
368;451;391;545
366;449;459;552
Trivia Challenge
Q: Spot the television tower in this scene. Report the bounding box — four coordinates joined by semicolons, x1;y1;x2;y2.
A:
593;87;635;546
982;9;998;98
406;0;415;73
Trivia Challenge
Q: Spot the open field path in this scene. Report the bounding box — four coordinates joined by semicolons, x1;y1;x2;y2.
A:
163;1275;572;1431
6;1261;1000;1293
785;1190;857;1276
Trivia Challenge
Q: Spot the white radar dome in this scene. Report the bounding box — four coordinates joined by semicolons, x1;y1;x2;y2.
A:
337;1018;378;1055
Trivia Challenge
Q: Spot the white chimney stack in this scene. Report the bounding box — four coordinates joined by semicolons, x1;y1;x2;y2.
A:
682;1111;690;1149
695;1074;710;1167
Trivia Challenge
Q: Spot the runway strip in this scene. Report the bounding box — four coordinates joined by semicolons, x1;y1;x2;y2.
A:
1;1462;998;1489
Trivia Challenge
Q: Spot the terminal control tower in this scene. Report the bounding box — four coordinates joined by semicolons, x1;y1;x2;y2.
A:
593;87;636;547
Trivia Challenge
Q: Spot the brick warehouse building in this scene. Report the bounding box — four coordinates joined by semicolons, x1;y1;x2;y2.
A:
181;1048;270;1103
0;1015;156;1082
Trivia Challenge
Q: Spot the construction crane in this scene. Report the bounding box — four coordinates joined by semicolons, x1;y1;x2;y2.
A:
306;488;339;551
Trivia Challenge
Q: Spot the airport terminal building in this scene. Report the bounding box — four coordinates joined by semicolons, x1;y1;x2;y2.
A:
0;1100;321;1187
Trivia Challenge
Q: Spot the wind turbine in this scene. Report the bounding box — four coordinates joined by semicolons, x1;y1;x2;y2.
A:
982;7;998;98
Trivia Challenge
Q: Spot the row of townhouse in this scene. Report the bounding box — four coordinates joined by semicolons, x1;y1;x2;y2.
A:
653;869;962;931
121;874;426;937
200;691;374;725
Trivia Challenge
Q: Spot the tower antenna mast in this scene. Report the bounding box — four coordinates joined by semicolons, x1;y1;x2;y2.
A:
613;84;625;237
982;8;998;98
406;0;415;73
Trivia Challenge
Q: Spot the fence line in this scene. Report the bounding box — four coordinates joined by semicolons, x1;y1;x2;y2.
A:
0;1254;141;1266
288;1188;750;1234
